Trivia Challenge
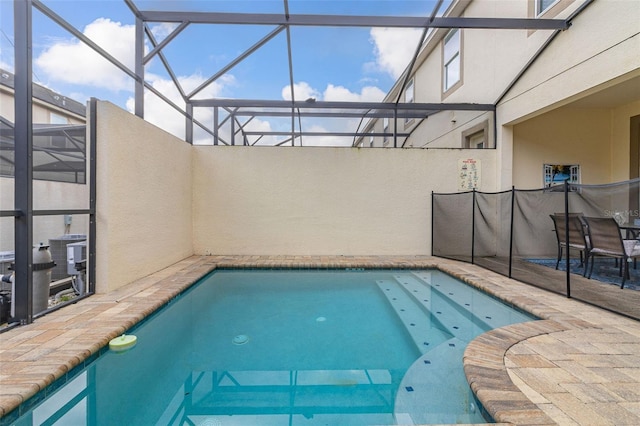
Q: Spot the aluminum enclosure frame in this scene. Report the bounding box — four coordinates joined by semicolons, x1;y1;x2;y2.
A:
6;0;573;325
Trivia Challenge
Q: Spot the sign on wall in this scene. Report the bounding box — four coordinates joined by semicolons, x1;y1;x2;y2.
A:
458;158;481;191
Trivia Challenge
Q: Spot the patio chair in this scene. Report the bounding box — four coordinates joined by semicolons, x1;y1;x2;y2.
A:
582;216;640;289
549;213;590;276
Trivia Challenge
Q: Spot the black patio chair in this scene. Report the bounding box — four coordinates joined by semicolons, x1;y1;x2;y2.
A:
582;216;640;289
549;213;590;276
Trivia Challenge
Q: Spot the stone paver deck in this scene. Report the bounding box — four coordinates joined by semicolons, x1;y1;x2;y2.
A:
1;255;639;425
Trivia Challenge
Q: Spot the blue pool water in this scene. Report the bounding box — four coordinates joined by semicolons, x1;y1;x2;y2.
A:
10;269;535;426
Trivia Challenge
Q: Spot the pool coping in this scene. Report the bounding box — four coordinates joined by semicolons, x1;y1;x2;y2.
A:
1;255;639;425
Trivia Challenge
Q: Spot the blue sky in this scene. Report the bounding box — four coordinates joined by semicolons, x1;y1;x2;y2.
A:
0;0;447;145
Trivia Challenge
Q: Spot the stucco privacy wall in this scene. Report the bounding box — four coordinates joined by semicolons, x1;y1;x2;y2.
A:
95;101;192;293
192;146;497;256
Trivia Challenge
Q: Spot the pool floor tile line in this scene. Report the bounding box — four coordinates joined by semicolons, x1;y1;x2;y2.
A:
1;255;640;425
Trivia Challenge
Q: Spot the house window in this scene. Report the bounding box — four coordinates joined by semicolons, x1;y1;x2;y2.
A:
50;112;67;125
383;117;389;145
462;121;490;149
443;29;460;92
466;131;485;149
536;0;557;15
49;112;69;149
405;78;414;125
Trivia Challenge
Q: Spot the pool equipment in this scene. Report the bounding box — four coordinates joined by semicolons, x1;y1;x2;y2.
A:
0;245;66;321
0;273;13;322
66;241;87;296
109;334;137;352
48;234;86;281
33;244;56;314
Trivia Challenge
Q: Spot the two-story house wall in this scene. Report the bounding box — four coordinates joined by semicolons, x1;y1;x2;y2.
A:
358;0;640;190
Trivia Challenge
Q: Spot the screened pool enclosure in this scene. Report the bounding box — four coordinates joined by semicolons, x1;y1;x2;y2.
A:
1;0;585;327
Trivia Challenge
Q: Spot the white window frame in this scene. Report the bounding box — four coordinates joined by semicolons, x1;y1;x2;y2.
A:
467;131;484;149
383;117;389;145
50;112;68;125
443;29;460;92
461;120;490;149
49;112;69;148
536;0;558;16
404;78;414;124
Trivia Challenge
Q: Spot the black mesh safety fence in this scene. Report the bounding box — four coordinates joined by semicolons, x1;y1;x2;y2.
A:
433;178;640;320
473;190;513;276
432;191;473;262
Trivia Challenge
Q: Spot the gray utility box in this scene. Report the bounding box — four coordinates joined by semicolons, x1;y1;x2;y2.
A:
49;235;86;281
67;240;87;275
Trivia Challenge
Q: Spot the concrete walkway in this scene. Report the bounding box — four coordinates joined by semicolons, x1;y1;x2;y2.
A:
1;255;639;425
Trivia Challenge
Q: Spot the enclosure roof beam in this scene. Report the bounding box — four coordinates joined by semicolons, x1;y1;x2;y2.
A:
244;131;411;137
229;110;437;119
137;11;569;31
191;99;495;111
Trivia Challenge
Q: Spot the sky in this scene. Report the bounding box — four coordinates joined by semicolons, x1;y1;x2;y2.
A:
0;0;448;145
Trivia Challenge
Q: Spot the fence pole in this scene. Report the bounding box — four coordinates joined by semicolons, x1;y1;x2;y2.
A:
471;189;476;265
509;186;515;278
564;180;571;298
430;191;434;256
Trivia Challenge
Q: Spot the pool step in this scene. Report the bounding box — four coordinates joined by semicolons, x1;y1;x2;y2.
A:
394;337;482;425
408;271;532;333
390;272;488;343
376;279;452;354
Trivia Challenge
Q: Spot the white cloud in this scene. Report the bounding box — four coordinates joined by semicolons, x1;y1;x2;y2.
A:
35;18;137;91
149;23;179;42
245;119;281;146
300;123;353;147
282;81;385;103
125;72;236;143
323;84;385;102
281;81;320;102
369;27;422;79
276;81;386;146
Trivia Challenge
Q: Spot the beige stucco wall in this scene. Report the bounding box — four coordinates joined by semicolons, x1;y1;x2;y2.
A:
512;107;613;188
192;146;496;256
513;100;640;188
95;101;193;293
499;1;639;125
611;100;640;183
499;0;640;189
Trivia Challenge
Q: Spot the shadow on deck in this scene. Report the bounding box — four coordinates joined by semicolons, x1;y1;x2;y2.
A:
456;256;640;321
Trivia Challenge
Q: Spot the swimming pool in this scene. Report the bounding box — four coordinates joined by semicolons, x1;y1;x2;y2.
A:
9;269;535;425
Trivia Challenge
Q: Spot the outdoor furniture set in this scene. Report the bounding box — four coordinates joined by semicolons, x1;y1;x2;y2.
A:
550;213;640;289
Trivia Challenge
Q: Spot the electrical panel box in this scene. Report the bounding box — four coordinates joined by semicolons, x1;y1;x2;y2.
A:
67;241;86;275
